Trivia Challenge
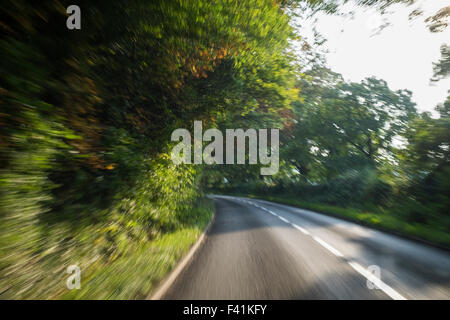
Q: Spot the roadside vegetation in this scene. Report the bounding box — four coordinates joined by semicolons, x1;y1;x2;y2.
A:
0;0;295;298
63;198;213;300
1;0;449;299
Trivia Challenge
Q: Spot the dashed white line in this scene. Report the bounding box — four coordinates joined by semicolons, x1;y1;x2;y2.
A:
290;223;310;235
240;200;407;300
347;262;406;300
312;236;344;257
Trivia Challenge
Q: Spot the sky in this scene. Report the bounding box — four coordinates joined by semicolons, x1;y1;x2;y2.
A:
299;0;450;114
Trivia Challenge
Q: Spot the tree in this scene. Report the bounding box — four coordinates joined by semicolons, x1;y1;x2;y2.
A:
284;67;417;181
398;97;450;221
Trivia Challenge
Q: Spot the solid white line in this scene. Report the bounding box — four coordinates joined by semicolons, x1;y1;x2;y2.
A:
347;262;407;300
291;223;310;235
312;236;344;257
278;216;289;223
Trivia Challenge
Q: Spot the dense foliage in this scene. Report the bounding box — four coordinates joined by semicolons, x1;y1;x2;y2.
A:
0;0;448;298
0;0;297;298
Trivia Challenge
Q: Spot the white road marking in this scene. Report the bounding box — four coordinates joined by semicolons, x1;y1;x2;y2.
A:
244;199;407;300
347;262;407;300
290;223;310;235
312;236;344;257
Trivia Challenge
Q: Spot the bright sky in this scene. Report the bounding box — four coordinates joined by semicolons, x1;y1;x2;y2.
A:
300;0;450;114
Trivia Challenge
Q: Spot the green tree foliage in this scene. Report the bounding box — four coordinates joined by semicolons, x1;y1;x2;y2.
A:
0;0;298;298
432;44;450;82
216;60;448;238
1;0;449;298
284;66;416;181
398;98;450;223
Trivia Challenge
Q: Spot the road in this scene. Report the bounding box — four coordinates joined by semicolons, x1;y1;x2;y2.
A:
163;195;450;299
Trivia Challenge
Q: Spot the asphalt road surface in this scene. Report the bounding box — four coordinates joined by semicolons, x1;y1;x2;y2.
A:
163;195;450;299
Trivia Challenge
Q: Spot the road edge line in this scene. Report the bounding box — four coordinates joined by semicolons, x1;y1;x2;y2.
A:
147;209;216;300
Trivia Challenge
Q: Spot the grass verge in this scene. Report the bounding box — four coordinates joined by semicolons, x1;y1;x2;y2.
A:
61;198;214;299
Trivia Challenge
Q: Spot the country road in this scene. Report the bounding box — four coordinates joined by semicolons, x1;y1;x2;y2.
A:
163;195;450;300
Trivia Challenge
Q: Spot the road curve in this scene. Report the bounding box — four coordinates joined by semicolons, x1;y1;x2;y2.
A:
163;195;450;299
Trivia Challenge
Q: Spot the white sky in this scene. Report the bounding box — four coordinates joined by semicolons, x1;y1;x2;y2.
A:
299;0;450;113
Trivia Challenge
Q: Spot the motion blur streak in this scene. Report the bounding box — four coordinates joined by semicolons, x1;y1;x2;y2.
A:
1;0;449;300
164;196;450;300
